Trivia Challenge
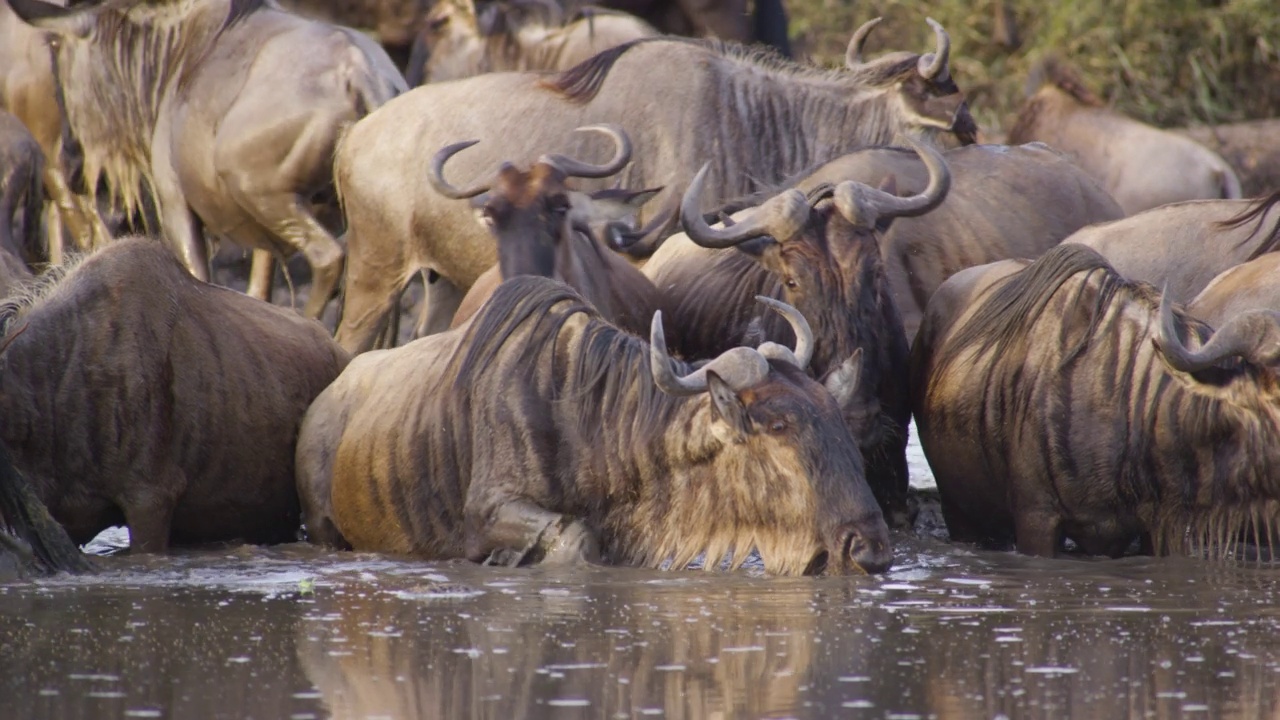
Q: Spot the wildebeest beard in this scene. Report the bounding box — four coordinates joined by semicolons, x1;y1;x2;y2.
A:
428;277;876;575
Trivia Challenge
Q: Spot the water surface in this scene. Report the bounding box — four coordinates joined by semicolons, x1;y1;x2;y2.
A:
4;532;1280;719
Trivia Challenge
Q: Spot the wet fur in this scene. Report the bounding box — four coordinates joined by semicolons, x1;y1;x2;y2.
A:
915;243;1280;559
0;237;349;550
313;276;884;575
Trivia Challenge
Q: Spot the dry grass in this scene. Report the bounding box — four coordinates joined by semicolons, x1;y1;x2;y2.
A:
787;0;1280;134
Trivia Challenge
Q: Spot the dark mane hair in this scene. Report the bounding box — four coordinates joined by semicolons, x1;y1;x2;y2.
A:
225;0;269;28
446;275;685;443
537;35;855;104
1221;191;1280;260
936;243;1120;372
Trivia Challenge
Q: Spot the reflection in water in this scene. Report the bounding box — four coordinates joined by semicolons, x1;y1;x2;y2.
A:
2;540;1280;718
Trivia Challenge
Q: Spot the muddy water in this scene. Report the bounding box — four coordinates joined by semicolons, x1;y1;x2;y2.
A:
4;532;1280;720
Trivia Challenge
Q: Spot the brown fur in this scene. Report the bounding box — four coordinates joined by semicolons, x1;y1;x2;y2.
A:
0;237;350;551
300;276;891;575
450;160;661;333
912;243;1280;559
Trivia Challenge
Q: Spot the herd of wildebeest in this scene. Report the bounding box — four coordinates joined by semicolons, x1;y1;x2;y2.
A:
0;0;1277;579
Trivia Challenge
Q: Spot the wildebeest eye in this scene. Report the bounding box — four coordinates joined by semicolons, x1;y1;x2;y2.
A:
784;278;799;289
427;13;450;30
547;198;570;215
768;420;788;434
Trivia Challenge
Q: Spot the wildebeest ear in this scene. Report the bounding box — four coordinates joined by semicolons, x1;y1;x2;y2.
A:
877;174;898;196
824;348;863;408
734;235;779;259
7;0;97;37
707;371;752;439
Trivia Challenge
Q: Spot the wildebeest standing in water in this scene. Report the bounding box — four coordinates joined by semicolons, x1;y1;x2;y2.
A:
1008;57;1241;215
911;243;1280;558
406;0;658;85
636;140;948;525
333;17;977;352
1066;192;1280;303
0;109;39;294
434;125;668;332
0;237;349;551
298;276;892;575
8;0;407;318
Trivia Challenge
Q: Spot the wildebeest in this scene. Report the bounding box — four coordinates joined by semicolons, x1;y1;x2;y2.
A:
1188;207;1280;325
438;125;667;332
9;0;407;319
635;141;1124;341
406;0;657;85
559;0;790;54
1007;57;1241;215
911;243;1280;558
0;110;40;293
0;0;110;260
334;17;977;351
1067;192;1280;303
298;276;891;575
1179;119;1280;199
0;442;92;576
0;237;349;551
635;140;952;525
276;0;431;66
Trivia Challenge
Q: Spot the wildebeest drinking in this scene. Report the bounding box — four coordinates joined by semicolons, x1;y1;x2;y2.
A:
0;237;349;551
298;276;891;575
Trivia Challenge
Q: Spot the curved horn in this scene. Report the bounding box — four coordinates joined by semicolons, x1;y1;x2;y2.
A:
650;311;773;395
428;140;491;199
681;165;808;248
845;17;882;67
833;138;950;226
1156;287;1280;372
754;296;814;370
917;17;951;80
539;124;632;179
650;311;709;395
609;190;680;254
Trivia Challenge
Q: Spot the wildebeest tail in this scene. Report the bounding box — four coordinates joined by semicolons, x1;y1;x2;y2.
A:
538;37;663;103
0;442;93;575
938;243;1117;370
1219;191;1280;260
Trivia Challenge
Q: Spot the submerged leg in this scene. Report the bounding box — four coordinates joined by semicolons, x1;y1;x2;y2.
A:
466;498;599;567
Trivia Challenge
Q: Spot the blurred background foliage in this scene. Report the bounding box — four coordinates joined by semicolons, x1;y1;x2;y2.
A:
787;0;1280;134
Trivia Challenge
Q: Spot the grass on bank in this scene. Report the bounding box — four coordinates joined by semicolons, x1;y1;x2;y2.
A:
787;0;1280;133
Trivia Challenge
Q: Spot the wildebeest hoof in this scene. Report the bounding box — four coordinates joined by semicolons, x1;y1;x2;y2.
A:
540;517;600;566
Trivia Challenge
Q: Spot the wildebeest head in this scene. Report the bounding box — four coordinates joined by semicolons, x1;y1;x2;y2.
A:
429;124;670;279
678;139;948;441
844;17;977;147
647;298;892;574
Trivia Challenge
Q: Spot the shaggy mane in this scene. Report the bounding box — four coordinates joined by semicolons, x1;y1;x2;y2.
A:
1221;191;1280;260
935;243;1119;372
537;36;862;104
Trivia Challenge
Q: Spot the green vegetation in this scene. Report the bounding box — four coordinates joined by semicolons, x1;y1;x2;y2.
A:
788;0;1280;133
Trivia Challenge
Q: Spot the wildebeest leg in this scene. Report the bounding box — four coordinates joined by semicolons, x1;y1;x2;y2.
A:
152;162;209;282
467;499;600;567
246;249;275;302
415;271;465;337
1014;507;1061;558
228;190;343;319
121;491;177;553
